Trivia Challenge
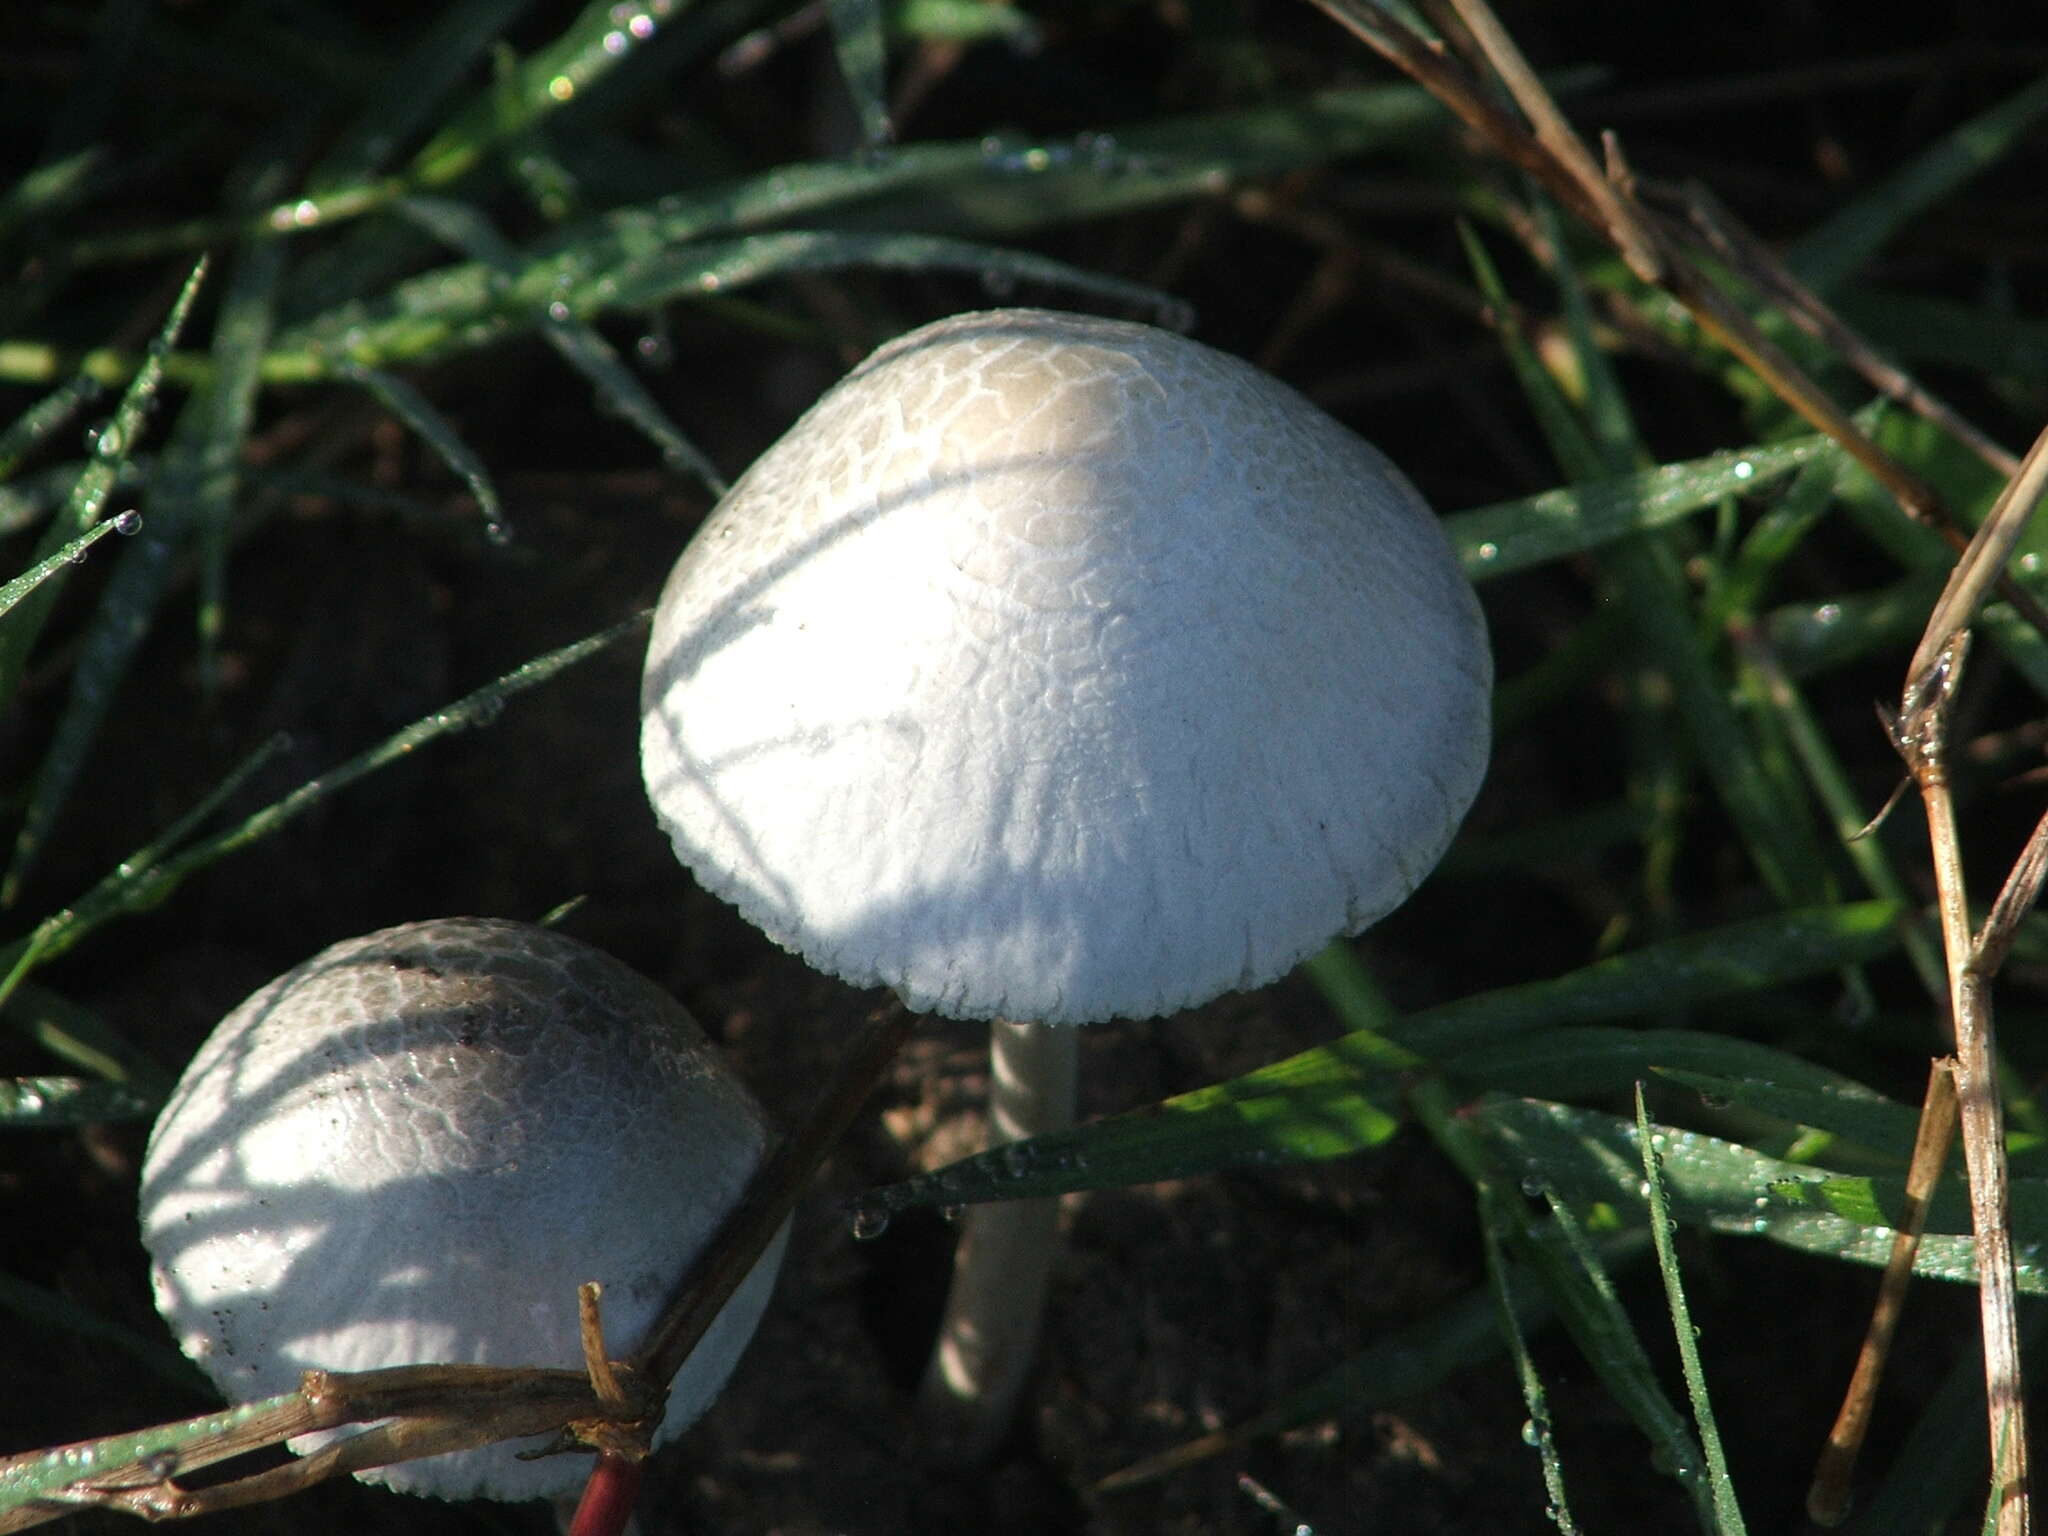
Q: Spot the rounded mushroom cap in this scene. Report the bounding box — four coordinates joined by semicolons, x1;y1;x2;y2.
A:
642;308;1490;1024
138;917;788;1503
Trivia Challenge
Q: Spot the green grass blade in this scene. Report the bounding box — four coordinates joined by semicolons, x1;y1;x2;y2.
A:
1478;1200;1579;1535
4;220;285;904
193;235;286;687
1473;1097;2048;1294
0;515;133;621
0;1395;294;1511
1790;71;2048;296
0;259;205;710
397;195;726;494
0;373;105;481
404;0;700;193
1448;435;1837;582
1441;1026;1917;1147
0;1076;151;1126
1418;1076;1698;1527
340;362;508;541
0;613;646;999
306;0;533;194
1397;900;1902;1056
300;226;1187;371
3;981;172;1096
826;0;892;147
1636;1088;1748;1534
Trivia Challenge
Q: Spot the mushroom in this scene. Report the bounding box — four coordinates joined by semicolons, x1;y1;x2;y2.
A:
639;307;1490;1453
138;916;789;1503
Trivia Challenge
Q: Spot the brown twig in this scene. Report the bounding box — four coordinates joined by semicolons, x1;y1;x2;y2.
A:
1808;1060;1960;1525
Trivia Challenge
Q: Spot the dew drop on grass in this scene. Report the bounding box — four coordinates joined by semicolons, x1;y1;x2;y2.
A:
1732;459;1755;480
113;510;142;535
849;1204;889;1241
1520;1419;1542;1446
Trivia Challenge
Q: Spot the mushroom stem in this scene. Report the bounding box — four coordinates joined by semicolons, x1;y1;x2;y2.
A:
565;1452;643;1536
917;1018;1078;1458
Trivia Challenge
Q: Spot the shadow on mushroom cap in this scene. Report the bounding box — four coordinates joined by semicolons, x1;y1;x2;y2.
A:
139;918;789;1502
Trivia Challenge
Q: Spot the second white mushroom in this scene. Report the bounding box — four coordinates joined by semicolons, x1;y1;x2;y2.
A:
139;916;788;1503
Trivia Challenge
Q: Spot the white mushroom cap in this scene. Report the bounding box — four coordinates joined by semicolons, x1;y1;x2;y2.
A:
138;917;788;1502
642;308;1490;1024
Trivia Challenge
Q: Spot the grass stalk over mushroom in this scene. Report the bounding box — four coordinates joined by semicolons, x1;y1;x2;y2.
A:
8;2;2048;1532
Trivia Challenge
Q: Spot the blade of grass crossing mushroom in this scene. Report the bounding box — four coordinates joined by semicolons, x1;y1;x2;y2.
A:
0;258;204;712
1635;1086;1748;1535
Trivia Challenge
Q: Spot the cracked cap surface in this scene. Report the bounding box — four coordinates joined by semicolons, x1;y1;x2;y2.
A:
642;309;1491;1024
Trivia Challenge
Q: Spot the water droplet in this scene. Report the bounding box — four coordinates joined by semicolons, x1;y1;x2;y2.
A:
548;300;572;322
850;1204;889;1241
113;510;142;535
1475;541;1500;562
548;75;576;102
939;1203;964;1223
483;519;514;547
1520;1419;1542;1446
1732;459;1755;480
1813;602;1843;626
602;29;630;54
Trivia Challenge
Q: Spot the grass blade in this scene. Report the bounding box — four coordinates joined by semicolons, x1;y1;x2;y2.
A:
0;260;205;711
1790;72;2048;296
1637;1086;1749;1534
